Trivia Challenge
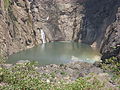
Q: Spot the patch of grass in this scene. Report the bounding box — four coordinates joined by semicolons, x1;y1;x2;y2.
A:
101;57;120;75
50;72;56;78
100;57;120;88
56;77;104;90
60;71;67;75
0;56;6;64
0;62;53;90
41;73;50;78
4;0;11;10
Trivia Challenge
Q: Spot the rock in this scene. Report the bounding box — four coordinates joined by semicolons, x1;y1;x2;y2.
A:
37;61;103;82
0;82;7;86
80;0;120;46
100;7;120;61
89;66;103;74
1;0;120;57
87;73;119;90
46;79;50;83
78;73;84;77
16;60;30;64
0;64;13;69
35;61;119;89
93;61;102;67
91;42;97;48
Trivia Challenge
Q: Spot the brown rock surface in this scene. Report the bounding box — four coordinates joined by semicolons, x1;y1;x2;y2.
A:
0;0;120;57
100;7;120;61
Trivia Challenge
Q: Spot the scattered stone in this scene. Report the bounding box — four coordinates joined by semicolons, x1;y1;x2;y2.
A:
16;60;30;64
0;64;13;69
46;79;50;83
0;82;7;86
37;61;103;83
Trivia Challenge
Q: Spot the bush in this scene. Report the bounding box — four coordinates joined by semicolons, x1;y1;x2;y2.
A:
101;57;120;75
4;0;11;10
101;57;120;88
0;56;5;64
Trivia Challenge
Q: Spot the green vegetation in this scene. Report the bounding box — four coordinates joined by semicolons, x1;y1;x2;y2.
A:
0;61;106;90
100;57;120;87
4;0;11;10
101;57;120;75
0;62;53;90
0;57;119;89
0;56;5;64
60;71;66;75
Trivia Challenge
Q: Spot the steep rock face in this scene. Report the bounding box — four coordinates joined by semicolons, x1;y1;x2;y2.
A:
81;0;119;46
0;0;42;56
0;0;120;57
100;7;120;61
0;0;85;57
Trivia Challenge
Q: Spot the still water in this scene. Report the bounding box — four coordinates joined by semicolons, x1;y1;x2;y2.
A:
7;42;101;65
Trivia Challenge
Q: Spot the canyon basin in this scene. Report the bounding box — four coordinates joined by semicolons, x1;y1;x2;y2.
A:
7;42;101;65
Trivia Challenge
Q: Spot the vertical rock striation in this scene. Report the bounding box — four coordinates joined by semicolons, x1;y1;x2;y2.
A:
0;0;120;58
81;0;119;47
0;0;85;57
100;7;120;61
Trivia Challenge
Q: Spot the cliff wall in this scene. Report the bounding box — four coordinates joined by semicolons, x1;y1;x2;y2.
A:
0;0;120;58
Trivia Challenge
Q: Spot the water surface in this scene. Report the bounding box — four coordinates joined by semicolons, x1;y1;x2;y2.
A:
7;42;101;65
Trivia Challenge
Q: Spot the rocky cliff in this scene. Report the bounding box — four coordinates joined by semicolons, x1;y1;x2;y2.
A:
100;7;120;61
0;0;120;57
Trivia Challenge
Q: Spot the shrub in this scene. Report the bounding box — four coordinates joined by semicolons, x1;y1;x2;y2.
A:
4;0;11;10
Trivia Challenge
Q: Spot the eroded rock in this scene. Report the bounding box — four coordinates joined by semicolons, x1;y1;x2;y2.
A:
100;7;120;61
0;0;120;58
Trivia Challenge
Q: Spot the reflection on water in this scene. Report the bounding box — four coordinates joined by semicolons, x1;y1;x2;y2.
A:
7;42;101;65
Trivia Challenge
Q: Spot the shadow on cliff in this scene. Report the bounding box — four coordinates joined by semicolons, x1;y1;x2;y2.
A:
79;0;120;48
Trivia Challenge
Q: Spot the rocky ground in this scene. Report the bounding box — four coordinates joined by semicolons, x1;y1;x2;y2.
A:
36;61;103;82
0;60;119;89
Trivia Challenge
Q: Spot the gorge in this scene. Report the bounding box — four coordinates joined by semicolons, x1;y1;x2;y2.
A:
0;0;120;62
0;0;120;89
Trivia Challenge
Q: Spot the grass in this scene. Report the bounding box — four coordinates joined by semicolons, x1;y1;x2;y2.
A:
101;57;120;75
100;57;120;88
0;56;5;64
4;0;11;10
0;57;119;89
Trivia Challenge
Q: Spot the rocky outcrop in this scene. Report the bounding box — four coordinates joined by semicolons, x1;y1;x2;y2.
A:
0;0;84;57
81;0;119;47
100;7;120;61
0;0;120;57
0;0;41;57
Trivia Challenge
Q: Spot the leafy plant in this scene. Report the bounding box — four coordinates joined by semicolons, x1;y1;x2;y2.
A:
4;0;11;10
0;56;6;64
0;62;53;90
102;57;120;75
60;71;66;75
100;57;120;88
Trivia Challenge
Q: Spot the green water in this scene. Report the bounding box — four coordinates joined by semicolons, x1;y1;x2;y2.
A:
7;42;101;65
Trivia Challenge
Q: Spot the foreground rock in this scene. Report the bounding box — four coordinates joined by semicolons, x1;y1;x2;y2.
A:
0;61;119;89
37;61;103;82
